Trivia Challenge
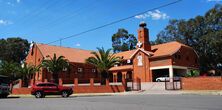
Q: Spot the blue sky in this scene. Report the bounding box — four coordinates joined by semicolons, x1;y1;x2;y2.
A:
0;0;221;50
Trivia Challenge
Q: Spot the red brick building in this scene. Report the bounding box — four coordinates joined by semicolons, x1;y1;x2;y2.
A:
26;22;198;84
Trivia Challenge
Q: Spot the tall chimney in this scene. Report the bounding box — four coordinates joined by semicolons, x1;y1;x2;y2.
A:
137;21;151;51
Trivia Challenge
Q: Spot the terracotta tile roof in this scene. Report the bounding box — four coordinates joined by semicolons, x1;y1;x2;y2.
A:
113;41;188;59
36;41;188;63
151;41;184;58
109;65;133;71
36;43;93;63
114;50;136;60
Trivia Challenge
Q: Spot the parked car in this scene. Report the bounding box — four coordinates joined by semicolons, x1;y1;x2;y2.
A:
156;76;180;82
31;82;73;98
0;75;10;98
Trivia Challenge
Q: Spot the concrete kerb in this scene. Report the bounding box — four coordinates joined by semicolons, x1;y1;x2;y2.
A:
181;90;222;96
8;92;132;98
8;90;222;98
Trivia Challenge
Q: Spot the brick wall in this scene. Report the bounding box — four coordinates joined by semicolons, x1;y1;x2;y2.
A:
11;78;125;94
150;56;172;67
172;46;198;68
73;85;125;93
181;77;222;90
12;88;31;94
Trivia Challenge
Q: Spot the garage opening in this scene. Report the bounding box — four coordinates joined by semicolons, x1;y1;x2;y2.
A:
174;69;187;77
152;69;169;82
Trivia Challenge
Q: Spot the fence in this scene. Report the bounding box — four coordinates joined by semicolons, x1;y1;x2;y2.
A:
11;78;125;94
165;77;182;90
126;78;141;91
181;76;222;90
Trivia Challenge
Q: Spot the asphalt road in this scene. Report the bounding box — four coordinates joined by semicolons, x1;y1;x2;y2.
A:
0;95;222;110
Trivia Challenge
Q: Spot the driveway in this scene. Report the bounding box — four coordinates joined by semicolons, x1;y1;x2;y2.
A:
0;95;221;110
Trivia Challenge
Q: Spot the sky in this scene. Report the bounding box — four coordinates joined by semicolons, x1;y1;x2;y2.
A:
0;0;221;51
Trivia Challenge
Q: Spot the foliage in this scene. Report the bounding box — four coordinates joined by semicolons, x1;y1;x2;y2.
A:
86;47;121;84
112;28;137;53
0;37;29;63
0;61;19;79
155;4;222;72
41;54;69;84
185;70;200;77
17;63;40;86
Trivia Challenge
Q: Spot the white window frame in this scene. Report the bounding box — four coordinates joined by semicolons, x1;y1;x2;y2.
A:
92;69;96;73
78;68;83;73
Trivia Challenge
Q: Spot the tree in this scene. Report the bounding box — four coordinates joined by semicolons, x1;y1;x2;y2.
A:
17;63;40;87
0;61;19;80
155;4;222;72
0;37;29;63
41;54;69;84
112;28;137;53
86;47;121;84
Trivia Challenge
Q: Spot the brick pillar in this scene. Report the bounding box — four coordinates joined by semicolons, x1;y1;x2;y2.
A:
30;79;34;86
59;78;63;86
113;72;117;83
9;83;13;92
74;78;78;87
44;79;48;82
19;79;22;88
122;71;127;90
169;66;174;82
106;79;109;87
90;78;94;87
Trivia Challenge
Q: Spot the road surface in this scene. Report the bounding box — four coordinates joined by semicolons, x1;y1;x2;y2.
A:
0;94;221;110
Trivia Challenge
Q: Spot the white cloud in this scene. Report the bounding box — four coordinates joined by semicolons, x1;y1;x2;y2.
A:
7;2;15;6
0;19;13;26
75;43;81;47
135;10;169;20
16;0;20;3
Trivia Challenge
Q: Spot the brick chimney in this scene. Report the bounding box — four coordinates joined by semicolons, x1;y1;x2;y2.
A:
137;21;151;51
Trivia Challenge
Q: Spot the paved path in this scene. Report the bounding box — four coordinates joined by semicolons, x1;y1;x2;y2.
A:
1;95;222;110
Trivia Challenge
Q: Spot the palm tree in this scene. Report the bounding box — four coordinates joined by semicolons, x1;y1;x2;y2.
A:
41;53;69;84
86;47;121;84
18;63;40;87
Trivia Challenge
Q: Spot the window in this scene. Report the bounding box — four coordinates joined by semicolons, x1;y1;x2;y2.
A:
92;69;96;73
174;54;181;60
63;68;67;71
37;83;47;87
47;83;57;87
78;68;83;72
178;55;181;59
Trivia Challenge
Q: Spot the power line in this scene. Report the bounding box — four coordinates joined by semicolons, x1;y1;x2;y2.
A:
4;0;60;32
47;0;183;45
27;0;100;35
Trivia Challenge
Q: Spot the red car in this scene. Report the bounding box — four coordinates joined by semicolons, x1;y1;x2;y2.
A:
31;82;73;98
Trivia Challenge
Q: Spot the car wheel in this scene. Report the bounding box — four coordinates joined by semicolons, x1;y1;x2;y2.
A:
61;91;69;98
157;79;161;82
3;94;8;98
35;91;43;98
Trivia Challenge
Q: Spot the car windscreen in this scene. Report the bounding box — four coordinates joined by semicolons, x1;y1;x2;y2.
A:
37;84;47;87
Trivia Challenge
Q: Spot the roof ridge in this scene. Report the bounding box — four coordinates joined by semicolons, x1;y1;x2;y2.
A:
152;41;181;47
36;43;94;52
114;49;136;54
